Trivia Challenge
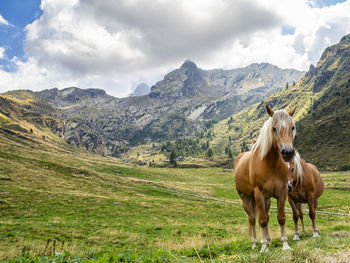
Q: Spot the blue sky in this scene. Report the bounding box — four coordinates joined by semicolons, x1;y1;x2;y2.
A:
312;0;347;7
0;0;42;71
0;0;349;97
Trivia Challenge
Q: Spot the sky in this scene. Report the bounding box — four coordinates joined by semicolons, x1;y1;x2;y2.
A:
0;0;349;97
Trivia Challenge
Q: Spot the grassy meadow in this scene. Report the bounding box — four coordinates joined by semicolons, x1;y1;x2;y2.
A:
1;130;350;262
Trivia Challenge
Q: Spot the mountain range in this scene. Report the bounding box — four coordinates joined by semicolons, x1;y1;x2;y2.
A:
1;60;303;156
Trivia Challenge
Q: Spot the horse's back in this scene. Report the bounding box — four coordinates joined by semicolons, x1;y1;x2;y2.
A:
234;151;250;171
308;163;324;199
234;151;253;196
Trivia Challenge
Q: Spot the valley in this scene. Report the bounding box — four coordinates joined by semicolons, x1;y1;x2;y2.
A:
1;125;350;262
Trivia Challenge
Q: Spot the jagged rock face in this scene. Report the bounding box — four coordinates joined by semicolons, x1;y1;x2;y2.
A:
35;61;304;156
36;87;108;108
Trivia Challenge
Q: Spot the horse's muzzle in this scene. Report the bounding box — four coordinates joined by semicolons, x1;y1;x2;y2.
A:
281;148;295;162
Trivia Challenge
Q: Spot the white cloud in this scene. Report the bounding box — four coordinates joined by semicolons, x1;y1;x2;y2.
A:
0;14;10;26
0;0;350;97
0;47;5;59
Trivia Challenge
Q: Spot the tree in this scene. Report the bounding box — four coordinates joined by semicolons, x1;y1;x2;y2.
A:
169;150;177;165
228;148;233;158
207;148;213;158
241;141;249;153
30;128;33;134
285;82;289;90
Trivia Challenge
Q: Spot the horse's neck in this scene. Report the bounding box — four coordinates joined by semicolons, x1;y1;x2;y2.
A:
252;144;284;168
265;145;282;164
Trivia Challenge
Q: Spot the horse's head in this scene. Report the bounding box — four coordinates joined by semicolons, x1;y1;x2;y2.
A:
266;104;296;162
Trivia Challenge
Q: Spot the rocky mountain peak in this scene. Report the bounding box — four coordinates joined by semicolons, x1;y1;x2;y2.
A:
179;60;205;97
180;59;202;80
306;64;316;77
340;34;350;43
180;59;198;70
130;83;151;97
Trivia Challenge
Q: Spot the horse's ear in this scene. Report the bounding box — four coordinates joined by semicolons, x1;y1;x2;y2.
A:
289;107;296;117
266;104;274;117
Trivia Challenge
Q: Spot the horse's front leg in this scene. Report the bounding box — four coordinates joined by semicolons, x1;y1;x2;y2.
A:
277;193;291;250
265;198;271;245
254;187;269;252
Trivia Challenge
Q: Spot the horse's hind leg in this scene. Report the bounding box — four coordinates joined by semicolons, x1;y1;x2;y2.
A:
288;197;300;241
308;197;320;237
241;196;257;249
296;203;305;233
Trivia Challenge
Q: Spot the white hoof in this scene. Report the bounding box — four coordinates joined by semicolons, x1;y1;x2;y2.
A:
260;244;269;253
282;242;292;250
252;242;257;249
293;234;300;241
313;232;320;238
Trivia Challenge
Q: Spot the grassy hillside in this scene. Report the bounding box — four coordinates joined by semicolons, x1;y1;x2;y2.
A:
210;35;350;171
1;101;350;262
294;35;350;170
0;91;63;143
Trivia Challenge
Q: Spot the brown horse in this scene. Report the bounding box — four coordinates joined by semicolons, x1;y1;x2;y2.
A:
287;152;324;240
234;105;296;252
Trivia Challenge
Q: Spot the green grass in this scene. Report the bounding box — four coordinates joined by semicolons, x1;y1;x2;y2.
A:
1;130;350;262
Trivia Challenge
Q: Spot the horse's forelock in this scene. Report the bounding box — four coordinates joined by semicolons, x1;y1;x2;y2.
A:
273;110;295;132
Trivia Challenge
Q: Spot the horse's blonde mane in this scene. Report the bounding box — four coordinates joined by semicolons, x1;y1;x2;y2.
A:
293;152;303;186
252;117;273;160
252;110;293;160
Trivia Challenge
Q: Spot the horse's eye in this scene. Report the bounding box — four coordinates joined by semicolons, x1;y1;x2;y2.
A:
291;168;294;173
292;126;295;131
273;127;276;132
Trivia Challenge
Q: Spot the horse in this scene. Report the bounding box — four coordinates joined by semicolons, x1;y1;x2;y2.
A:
287;152;324;241
234;105;296;252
